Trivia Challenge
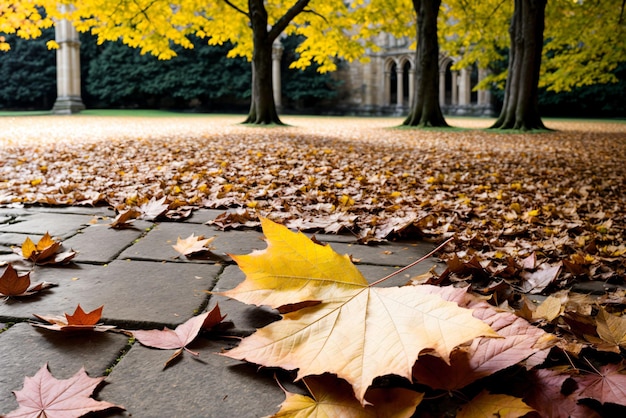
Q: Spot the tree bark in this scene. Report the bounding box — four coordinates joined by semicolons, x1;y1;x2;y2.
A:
244;0;281;124
491;0;547;130
241;0;311;124
403;0;448;127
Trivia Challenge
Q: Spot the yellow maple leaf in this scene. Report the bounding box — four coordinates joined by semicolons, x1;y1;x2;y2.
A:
271;374;423;417
457;390;535;418
596;307;626;349
220;218;498;403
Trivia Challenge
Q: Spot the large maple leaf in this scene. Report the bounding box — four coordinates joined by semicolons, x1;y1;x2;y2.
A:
219;218;498;402
4;364;123;417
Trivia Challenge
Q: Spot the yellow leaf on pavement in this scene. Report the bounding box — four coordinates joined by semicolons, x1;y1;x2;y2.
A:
222;219;498;403
457;390;535;418
271;374;423;418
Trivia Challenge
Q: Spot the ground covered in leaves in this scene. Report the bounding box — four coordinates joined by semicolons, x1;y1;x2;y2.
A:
1;114;625;288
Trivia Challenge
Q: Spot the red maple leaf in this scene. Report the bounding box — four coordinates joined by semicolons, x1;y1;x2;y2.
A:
129;305;225;367
4;364;123;417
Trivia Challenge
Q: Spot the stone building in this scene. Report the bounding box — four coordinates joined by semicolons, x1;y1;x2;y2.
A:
327;34;495;116
54;23;494;116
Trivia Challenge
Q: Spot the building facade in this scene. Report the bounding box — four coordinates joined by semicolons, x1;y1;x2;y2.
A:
329;34;495;116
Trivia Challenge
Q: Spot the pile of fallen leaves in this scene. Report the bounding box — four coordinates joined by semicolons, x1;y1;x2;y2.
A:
4;218;626;416
1;115;624;286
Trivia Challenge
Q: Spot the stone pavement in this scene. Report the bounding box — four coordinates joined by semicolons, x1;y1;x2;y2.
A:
0;206;442;417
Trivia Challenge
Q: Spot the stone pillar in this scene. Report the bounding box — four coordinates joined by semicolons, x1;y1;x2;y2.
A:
408;66;415;108
52;15;84;114
384;70;391;106
271;39;283;110
458;68;471;106
438;70;446;105
451;71;458;105
396;65;403;108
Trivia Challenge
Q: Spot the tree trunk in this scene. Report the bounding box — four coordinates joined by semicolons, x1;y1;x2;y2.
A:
403;0;448;127
243;0;282;125
491;0;547;130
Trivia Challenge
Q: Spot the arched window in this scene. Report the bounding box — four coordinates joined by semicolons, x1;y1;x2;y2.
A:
389;62;398;105
402;61;411;106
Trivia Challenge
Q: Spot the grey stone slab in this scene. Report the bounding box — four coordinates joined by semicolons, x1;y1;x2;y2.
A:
119;223;265;263
63;223;150;264
99;339;287;417
0;260;222;327
0;322;130;411
208;266;281;336
184;208;228;224
0;232;43;247
0;212;93;238
329;240;444;269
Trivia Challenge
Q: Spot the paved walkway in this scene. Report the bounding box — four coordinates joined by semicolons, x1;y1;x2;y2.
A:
0;206;441;416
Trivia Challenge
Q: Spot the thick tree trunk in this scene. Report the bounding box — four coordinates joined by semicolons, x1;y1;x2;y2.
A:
403;0;448;127
244;0;282;125
491;0;547;130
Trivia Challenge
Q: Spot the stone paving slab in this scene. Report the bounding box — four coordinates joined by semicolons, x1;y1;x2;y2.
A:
0;260;222;328
63;221;151;264
118;222;266;263
0;322;130;411
98;339;288;417
0;212;93;238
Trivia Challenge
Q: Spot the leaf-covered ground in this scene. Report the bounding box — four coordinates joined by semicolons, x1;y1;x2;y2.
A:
1;114;624;287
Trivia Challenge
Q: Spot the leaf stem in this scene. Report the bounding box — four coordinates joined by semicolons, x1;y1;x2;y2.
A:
369;237;453;287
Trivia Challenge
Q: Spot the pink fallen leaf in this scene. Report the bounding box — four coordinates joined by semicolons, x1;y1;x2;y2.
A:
4;364;123;417
575;362;626;406
129;305;225;367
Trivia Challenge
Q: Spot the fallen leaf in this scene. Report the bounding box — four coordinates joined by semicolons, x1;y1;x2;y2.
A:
4;364;123;417
271;374;423;417
16;232;77;265
220;219;498;402
412;286;556;390
519;262;562;294
129;305;225;367
533;295;564;322
138;196;169;220
575;362;626;405
32;304;116;332
0;264;54;297
457;390;535;418
110;208;140;229
595;307;626;349
524;368;600;418
172;233;216;257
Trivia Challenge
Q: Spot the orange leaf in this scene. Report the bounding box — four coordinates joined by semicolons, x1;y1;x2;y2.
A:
0;264;31;296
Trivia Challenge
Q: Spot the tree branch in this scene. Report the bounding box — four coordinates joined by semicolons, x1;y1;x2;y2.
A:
220;0;249;18
268;0;311;41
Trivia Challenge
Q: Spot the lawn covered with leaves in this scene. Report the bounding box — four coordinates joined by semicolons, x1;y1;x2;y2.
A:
1;114;624;288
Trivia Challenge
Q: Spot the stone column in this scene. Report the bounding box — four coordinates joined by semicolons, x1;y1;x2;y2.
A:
408;66;415;107
384;70;391;106
458;68;470;106
271;39;283;110
451;71;458;105
438;70;446;105
52;15;84;114
396;65;403;108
